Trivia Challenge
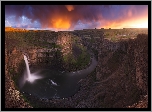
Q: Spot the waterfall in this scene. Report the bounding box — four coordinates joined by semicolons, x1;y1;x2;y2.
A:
23;54;31;79
23;54;42;83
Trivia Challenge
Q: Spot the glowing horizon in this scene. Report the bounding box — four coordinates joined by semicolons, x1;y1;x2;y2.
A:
5;5;148;31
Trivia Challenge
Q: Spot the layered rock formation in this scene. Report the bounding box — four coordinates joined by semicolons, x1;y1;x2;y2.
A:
95;34;148;108
5;47;32;108
5;27;148;108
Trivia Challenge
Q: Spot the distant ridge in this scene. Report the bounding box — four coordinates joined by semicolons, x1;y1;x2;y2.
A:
5;27;148;32
5;27;26;31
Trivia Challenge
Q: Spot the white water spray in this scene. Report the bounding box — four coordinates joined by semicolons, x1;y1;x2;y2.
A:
50;80;58;86
23;55;31;78
23;54;42;83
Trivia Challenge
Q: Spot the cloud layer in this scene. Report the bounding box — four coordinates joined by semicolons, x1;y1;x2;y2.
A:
5;5;148;30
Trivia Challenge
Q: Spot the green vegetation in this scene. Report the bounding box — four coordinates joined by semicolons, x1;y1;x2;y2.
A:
62;46;90;71
60;35;91;71
103;28;148;41
111;37;117;42
6;30;90;72
5;30;56;50
50;43;62;49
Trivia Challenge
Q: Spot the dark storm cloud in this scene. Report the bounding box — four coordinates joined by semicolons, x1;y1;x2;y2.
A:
5;5;148;29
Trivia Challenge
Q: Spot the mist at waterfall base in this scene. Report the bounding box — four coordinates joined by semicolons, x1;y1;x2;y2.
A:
19;55;42;88
19;55;97;99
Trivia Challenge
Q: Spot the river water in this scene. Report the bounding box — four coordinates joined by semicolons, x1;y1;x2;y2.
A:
19;56;97;99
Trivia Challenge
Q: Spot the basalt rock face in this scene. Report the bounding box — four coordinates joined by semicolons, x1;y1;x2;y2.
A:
5;28;148;108
5;71;32;108
96;39;127;81
5;47;24;78
23;47;63;70
57;32;72;56
95;34;148;108
23;32;90;72
133;34;148;95
5;47;32;108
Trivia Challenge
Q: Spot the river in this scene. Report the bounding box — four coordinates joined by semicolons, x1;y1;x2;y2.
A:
19;55;97;99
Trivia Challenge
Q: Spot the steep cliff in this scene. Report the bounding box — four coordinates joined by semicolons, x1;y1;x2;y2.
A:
95;34;148;108
5;47;32;108
5;28;148;108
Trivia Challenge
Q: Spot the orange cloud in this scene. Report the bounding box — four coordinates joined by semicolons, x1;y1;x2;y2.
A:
65;5;74;11
48;15;71;29
100;11;148;29
101;18;148;29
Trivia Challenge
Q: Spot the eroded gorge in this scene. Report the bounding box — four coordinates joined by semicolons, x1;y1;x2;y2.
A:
5;28;148;108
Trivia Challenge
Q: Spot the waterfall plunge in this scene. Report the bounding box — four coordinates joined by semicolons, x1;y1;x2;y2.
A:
23;55;31;78
23;54;42;83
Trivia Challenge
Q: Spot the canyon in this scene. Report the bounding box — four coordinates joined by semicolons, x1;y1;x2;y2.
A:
5;27;148;108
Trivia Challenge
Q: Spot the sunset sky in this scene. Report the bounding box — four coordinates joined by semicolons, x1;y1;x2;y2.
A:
5;5;148;31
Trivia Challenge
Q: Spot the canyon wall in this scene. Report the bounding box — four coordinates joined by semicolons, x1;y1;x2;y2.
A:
95;34;148;107
5;47;32;108
5;28;148;108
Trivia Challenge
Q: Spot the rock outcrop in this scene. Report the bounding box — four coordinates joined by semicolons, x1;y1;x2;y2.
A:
5;47;32;108
5;27;148;108
95;34;148;108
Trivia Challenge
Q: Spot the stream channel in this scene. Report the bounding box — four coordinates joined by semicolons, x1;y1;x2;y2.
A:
19;54;97;99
